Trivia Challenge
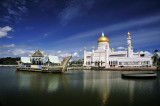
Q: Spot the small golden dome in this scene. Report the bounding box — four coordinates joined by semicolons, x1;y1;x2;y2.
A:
127;32;131;36
97;32;109;43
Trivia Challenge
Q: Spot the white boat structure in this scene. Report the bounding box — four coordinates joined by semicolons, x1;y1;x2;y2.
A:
17;48;72;73
121;72;157;78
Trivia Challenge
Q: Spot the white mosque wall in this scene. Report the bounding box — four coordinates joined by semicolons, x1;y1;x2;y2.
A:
83;32;153;67
97;42;109;50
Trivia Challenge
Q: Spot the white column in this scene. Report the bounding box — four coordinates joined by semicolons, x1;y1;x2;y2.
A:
99;52;101;66
105;45;110;68
31;57;32;64
91;46;95;66
83;47;87;66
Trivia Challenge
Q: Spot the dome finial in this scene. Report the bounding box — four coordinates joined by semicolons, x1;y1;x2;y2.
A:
36;47;39;51
127;32;131;36
102;32;104;36
139;49;140;54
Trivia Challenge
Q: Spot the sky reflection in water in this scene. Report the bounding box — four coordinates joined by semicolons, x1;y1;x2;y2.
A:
0;67;160;106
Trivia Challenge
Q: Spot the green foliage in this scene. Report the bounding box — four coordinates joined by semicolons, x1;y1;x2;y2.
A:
69;59;83;67
0;57;20;65
152;50;160;66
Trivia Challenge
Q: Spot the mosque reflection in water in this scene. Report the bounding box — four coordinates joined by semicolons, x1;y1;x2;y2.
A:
16;70;159;106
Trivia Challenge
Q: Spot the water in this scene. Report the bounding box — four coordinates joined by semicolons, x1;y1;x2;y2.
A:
0;67;160;106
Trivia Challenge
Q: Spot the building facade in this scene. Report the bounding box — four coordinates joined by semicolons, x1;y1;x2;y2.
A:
83;32;152;68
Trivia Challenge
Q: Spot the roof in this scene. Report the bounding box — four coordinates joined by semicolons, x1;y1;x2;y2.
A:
48;55;61;63
21;57;31;63
32;49;44;57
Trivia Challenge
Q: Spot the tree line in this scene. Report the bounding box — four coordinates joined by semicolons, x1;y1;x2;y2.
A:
0;50;159;66
152;50;160;66
0;57;20;65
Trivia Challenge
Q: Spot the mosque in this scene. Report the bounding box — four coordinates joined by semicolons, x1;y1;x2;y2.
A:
83;32;152;68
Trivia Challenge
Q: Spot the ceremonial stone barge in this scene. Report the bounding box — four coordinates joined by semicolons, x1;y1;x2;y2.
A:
17;48;71;73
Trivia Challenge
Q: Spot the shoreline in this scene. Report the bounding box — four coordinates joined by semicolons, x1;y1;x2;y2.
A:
0;65;17;67
68;66;159;71
0;65;159;71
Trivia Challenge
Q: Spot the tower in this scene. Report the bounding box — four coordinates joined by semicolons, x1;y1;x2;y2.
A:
91;46;95;66
83;47;87;66
127;32;133;57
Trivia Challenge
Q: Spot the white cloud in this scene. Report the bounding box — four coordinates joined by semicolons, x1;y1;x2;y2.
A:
12;49;34;56
1;0;28;23
59;14;160;43
139;51;153;57
0;47;81;60
0;26;13;38
72;52;80;57
59;0;95;25
44;50;80;59
0;26;12;31
57;50;61;53
0;49;34;57
0;44;15;48
117;47;125;50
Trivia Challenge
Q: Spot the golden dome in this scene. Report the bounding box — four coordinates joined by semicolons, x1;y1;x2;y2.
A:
127;32;131;36
97;32;109;43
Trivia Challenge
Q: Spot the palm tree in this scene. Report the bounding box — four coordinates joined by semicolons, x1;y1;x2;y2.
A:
154;50;158;53
152;50;159;66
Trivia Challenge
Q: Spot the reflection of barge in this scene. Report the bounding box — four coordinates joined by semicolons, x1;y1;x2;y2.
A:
17;48;72;73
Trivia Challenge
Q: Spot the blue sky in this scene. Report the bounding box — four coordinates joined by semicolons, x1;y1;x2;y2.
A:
0;0;160;59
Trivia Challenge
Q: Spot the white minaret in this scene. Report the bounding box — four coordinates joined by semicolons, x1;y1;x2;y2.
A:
127;32;133;57
105;45;110;68
91;46;95;66
83;47;87;66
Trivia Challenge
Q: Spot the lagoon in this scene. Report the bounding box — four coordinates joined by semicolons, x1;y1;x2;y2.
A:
0;67;160;106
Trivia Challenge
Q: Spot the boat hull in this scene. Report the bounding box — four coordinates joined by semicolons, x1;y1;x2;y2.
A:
17;67;41;72
121;72;157;78
16;56;72;73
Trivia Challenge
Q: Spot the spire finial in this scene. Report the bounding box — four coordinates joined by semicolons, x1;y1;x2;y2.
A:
112;48;114;51
139;49;140;54
102;32;104;36
127;32;131;36
36;47;39;51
